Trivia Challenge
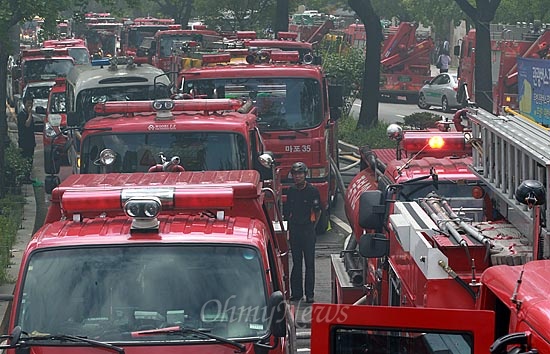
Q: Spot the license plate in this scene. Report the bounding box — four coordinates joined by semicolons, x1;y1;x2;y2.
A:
397;96;407;101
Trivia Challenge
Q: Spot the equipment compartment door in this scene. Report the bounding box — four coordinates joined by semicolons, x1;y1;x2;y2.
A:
310;303;494;354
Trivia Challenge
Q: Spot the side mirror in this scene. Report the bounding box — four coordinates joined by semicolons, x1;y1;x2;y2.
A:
267;291;286;338
35;106;46;115
358;190;385;232
66;112;80;126
453;44;460;57
328;84;344;108
358;233;389;258
424;79;431;84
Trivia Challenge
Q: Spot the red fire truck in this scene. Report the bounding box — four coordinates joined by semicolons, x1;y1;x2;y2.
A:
120;17;180;57
149;28;224;76
177;51;343;233
7;47;74;108
42;38;90;65
0;170;296;354
380;22;434;102
455;25;550;114
325;106;550;352
42;57;172;191
341;22;433;102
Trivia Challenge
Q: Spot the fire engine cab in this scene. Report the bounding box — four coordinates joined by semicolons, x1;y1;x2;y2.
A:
324;106;550;353
0;170;296;354
44;98;275;192
177;50;343;234
7;47;74;108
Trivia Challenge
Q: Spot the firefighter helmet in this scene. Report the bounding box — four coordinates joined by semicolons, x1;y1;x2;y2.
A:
291;161;308;174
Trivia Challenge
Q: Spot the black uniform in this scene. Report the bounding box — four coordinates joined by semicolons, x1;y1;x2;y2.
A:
17;108;36;160
284;182;321;300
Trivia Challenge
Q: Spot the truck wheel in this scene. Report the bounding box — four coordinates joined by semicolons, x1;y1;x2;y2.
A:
44;149;61;175
315;209;329;235
441;96;450;112
417;93;430;109
45;175;60;194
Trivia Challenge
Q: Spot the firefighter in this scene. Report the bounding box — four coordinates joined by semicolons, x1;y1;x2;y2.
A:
284;161;321;303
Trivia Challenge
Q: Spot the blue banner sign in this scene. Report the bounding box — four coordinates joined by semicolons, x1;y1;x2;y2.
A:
518;57;550;126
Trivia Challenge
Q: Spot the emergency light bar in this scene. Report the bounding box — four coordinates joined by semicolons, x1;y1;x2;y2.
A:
277;32;298;40
92;58;111;66
201;53;232;64
21;48;69;58
269;51;300;63
237;31;257;40
94;99;244;115
402;132;467;154
61;187;235;214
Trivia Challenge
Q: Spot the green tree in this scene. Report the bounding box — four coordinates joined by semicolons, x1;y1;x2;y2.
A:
495;0;550;23
194;0;275;32
148;0;194;27
0;0;76;197
348;0;383;129
455;0;501;112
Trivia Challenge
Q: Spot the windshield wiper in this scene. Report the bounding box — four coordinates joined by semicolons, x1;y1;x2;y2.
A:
17;331;124;354
131;325;245;353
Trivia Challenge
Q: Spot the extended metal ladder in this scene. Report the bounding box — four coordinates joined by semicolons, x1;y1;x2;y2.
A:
467;107;550;243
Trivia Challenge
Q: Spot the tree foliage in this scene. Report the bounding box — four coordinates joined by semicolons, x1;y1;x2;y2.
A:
193;0;276;32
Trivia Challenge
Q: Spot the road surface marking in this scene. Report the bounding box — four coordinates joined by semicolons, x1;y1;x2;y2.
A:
330;214;352;234
396;114;405;118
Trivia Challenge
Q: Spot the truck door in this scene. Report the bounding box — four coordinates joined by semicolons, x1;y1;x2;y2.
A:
311;304;494;354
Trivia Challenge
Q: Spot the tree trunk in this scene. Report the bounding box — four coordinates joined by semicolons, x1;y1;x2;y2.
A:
179;0;194;28
455;0;501;113
349;0;383;129
274;0;289;34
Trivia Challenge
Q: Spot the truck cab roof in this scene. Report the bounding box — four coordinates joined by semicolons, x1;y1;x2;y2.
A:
46;170;268;223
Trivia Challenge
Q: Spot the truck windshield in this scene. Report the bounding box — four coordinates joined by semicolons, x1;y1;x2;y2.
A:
332;327;473;354
159;34;200;57
23;59;74;81
67;47;91;65
183;78;323;130
16;245;269;341
80;131;248;173
76;85;171;122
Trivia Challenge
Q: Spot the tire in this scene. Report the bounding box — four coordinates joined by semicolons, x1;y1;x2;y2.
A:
441;96;450;113
315;208;329;235
417;93;430;109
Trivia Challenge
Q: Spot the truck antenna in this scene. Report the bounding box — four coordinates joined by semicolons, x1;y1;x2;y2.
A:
510;267;525;312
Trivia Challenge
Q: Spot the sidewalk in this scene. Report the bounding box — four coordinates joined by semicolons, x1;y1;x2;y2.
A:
0;109;41;332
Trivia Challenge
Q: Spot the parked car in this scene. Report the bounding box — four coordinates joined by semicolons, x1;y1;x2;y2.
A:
417;73;461;112
17;81;56;131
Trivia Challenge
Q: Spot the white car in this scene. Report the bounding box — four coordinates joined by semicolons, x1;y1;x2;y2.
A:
417;73;461;112
17;81;56;130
